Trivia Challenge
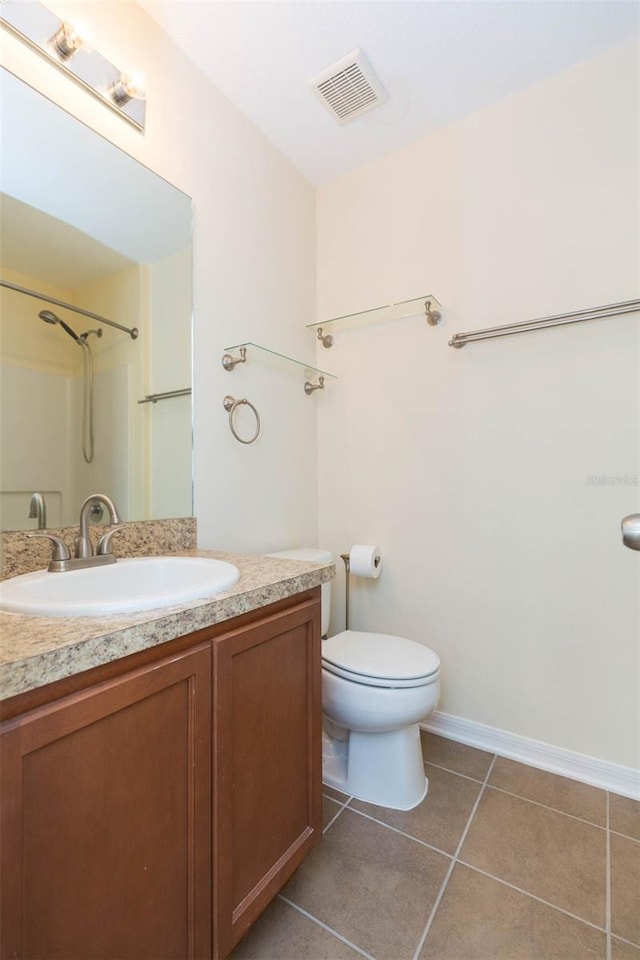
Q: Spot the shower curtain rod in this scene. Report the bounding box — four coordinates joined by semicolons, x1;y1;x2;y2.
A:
448;298;640;348
0;279;139;340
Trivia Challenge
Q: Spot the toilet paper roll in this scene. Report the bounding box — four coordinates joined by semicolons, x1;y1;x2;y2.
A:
349;544;382;579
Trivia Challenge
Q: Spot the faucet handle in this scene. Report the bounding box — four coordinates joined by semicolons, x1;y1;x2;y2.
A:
97;528;120;557
29;533;71;570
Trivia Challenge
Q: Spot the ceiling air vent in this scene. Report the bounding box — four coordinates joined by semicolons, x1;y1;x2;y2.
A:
308;49;387;125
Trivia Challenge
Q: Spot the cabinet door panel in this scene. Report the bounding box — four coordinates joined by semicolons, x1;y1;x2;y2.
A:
214;598;322;957
1;645;212;960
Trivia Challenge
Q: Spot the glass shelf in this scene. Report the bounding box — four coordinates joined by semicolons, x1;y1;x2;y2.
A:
307;294;441;336
223;342;337;381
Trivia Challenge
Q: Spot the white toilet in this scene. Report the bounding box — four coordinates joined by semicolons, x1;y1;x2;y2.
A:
267;548;441;811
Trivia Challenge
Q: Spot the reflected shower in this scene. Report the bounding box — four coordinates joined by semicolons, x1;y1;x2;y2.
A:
38;310;102;464
38;309;82;343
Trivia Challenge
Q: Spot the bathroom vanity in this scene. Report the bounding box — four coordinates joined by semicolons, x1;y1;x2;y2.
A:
0;551;333;960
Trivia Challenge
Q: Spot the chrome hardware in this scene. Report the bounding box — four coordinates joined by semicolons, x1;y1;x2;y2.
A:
1;280;139;339
304;376;325;395
28;492;47;529
97;528;120;556
138;388;191;404
223;395;261;444
622;514;640;551
449;298;640;348
425;299;441;326
316;327;334;348
76;494;122;560
222;347;247;371
29;533;71;572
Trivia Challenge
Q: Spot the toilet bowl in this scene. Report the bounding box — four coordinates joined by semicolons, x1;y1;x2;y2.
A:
265;548;441;811
322;630;440;810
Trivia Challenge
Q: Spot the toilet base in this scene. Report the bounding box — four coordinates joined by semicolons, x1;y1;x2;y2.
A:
322;722;428;811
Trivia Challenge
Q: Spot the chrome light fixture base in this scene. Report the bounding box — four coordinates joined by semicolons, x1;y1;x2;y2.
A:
0;0;146;131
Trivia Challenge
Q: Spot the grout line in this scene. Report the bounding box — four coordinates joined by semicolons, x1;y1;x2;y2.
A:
341;803;454;861
410;754;498;960
322;791;352;834
610;828;640;843
609;933;640;950
322;809;343;833
606;792;612;960
485;783;608;831
423;760;485;784
457;860;608;934
278;895;377;960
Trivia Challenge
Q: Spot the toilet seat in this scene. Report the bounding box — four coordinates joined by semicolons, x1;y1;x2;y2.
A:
322;630;440;689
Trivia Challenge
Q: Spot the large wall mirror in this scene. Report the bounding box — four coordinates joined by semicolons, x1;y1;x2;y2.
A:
0;69;193;531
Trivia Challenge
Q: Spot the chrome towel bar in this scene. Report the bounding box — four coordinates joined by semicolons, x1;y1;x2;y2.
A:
448;298;640;348
138;388;191;404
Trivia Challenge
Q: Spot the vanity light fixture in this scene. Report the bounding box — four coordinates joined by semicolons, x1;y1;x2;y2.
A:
48;20;89;61
108;72;146;107
0;0;146;131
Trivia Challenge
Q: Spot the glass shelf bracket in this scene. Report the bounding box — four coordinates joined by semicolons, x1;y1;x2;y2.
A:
222;342;336;394
307;294;441;347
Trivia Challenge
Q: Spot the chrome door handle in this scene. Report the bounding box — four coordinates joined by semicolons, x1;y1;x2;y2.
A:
621;514;640;551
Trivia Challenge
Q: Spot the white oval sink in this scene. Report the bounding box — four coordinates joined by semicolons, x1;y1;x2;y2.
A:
0;557;240;618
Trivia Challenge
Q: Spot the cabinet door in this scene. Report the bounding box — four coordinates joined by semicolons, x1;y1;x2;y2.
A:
214;596;322;958
1;644;212;960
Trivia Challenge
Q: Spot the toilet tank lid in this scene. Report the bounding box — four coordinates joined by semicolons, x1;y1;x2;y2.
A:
265;548;333;563
323;630;440;682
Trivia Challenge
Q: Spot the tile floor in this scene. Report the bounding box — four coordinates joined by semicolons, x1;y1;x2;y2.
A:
231;732;640;960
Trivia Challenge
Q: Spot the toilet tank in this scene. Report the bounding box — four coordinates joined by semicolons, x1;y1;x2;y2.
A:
264;548;332;636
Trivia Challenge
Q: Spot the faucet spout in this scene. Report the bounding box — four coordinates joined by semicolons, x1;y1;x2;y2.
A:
28;492;47;530
76;494;121;559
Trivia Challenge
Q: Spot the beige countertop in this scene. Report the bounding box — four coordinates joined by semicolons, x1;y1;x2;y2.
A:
0;550;334;701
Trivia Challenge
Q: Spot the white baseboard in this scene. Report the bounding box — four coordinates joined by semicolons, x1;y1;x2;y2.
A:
421;711;640;800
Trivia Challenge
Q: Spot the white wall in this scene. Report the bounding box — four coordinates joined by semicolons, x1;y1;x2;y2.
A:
316;41;639;769
148;249;192;520
0;269;76;527
0;0;318;553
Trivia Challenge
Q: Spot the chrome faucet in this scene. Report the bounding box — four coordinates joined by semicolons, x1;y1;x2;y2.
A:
28;492;47;529
31;493;122;573
76;494;122;559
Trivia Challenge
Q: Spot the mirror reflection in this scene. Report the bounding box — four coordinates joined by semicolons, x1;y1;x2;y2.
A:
0;70;193;531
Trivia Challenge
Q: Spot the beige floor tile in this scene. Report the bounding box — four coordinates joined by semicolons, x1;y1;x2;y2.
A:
610;794;640;841
283;807;450;960
420;732;493;781
323;797;343;830
350;764;482;854
420;864;605;960
611;939;640;960
460;788;606;927
230;898;364;960
611;834;640;945
489;757;606;825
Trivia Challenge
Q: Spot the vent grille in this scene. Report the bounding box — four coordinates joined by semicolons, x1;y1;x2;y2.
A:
308;50;386;125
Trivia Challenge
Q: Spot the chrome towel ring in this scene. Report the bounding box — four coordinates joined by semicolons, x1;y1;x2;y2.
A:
223;395;261;444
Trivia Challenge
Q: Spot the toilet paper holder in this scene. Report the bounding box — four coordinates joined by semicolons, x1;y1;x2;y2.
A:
340;551;381;631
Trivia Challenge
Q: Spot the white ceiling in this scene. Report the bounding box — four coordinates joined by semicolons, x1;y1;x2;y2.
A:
140;0;639;185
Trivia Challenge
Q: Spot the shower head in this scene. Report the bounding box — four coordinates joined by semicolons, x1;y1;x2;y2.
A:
38;310;82;344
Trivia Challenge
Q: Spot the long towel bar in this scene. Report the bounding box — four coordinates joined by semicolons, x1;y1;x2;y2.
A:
0;279;139;339
448;298;640;348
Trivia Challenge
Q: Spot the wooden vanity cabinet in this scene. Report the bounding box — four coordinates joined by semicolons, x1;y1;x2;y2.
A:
0;590;322;960
213;597;322;957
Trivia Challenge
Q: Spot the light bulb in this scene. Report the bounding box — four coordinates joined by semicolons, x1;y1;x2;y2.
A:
48;20;91;61
108;71;146;106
